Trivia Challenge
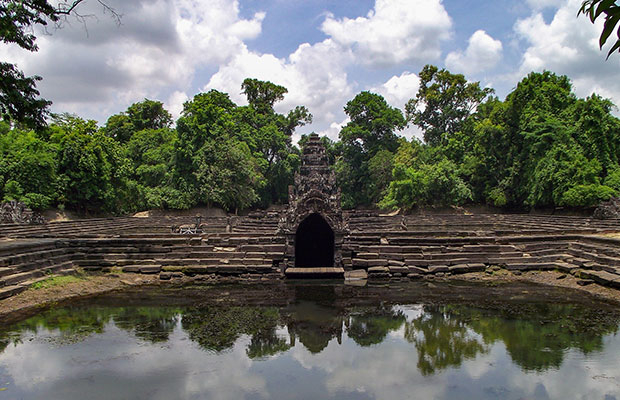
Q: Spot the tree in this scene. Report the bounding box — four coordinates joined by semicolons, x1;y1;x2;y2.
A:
241;78;288;114
0;1;118;127
337;91;405;207
104;99;172;143
125;127;177;209
579;0;620;59
406;65;493;147
172;90;264;211
0;62;51;128
235;78;311;205
0;124;57;209
49;113;133;213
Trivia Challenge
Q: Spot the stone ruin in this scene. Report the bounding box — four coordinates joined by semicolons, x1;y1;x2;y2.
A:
0;201;44;225
279;133;347;274
593;197;620;219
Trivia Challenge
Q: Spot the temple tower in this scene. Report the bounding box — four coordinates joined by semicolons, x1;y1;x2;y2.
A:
279;133;346;277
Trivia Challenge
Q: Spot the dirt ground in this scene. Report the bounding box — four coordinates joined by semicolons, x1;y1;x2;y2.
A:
1;269;619;324
0;274;160;323
453;269;620;304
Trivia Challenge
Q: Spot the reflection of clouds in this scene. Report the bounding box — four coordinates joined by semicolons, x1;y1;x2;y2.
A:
2;307;620;400
291;333;447;400
505;341;620;400
0;323;268;400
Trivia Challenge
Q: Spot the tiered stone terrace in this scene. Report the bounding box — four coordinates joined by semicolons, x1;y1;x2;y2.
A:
1;210;620;300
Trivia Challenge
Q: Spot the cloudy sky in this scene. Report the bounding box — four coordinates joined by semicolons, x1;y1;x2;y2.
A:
2;0;619;141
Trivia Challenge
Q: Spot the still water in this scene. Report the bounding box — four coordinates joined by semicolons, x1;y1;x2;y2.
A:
1;282;620;400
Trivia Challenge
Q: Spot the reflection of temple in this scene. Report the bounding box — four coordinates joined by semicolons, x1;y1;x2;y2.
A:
280;134;347;278
285;301;344;353
283;285;345;353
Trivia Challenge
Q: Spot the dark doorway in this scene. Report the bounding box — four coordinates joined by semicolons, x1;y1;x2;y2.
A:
295;213;334;268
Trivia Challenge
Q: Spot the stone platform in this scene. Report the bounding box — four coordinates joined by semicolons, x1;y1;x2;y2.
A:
0;211;619;299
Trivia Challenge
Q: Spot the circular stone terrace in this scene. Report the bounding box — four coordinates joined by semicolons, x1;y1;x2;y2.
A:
1;209;620;300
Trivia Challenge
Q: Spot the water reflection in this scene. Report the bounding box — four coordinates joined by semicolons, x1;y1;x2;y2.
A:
405;305;487;375
1;283;620;400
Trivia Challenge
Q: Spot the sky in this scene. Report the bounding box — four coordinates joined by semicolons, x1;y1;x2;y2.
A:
2;0;620;142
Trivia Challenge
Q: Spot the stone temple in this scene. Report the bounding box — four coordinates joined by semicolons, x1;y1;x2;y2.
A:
279;133;346;277
2;134;620;298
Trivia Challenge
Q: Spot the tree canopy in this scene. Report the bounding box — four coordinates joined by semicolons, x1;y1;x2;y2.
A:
1;68;619;215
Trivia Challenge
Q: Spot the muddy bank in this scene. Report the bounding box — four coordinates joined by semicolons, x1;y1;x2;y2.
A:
1;270;619;324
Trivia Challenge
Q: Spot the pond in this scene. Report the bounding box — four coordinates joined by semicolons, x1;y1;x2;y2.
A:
1;281;620;400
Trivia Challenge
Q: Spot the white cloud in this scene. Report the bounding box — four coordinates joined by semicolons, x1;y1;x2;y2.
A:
514;0;620;107
166;90;190;120
0;0;265;123
320;0;452;67
370;71;420;110
205;39;355;142
445;30;503;75
369;72;423;140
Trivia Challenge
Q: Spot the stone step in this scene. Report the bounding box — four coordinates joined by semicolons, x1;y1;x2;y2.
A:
579;270;620;288
504;262;559;271
0;269;45;286
554;261;580;273
0;284;27;299
4;254;73;274
162;264;275;275
568;249;620;266
0;261;75;286
285;267;344;279
0;248;66;266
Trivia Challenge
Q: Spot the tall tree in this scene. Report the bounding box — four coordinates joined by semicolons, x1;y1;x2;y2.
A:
337;91;405;207
406;65;493;147
172;90;263;211
104;99;172;143
235;78;311;205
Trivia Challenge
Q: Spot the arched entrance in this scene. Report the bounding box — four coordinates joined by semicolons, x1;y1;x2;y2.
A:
295;213;334;268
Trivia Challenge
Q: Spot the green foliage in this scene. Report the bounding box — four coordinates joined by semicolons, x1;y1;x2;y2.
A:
560;184;616;207
0;62;51;128
380;157;472;210
50;114;134;213
235;79;311;206
579;0;620;58
1;66;618;215
406;64;493;147
604;167;620;191
0;127;57;209
104;99;172;143
338;91;405;207
30;275;84;290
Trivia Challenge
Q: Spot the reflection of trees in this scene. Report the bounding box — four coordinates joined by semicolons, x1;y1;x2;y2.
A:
6;307;115;342
0;306;182;351
246;330;291;359
461;304;620;372
181;305;288;357
0;338;8;353
346;307;406;347
112;307;180;343
404;305;487;375
403;303;620;375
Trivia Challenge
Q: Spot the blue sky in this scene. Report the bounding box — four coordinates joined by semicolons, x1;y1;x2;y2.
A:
1;0;619;141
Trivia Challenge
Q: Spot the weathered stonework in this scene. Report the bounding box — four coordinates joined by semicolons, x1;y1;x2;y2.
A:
0;201;44;225
594;197;620;219
279;133;347;270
